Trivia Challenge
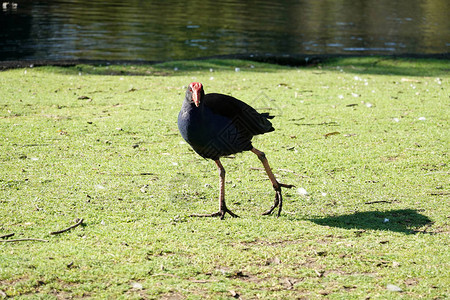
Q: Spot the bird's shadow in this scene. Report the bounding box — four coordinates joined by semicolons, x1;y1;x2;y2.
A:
308;209;432;234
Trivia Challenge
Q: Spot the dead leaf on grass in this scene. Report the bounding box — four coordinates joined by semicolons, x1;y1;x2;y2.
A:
77;96;92;101
324;131;340;138
266;257;282;265
405;278;419;286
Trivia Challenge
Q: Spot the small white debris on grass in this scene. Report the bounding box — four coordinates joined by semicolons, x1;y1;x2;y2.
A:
383;218;390;223
393;118;400;122
171;162;178;166
321;192;327;196
418;117;426;121
338;95;344;99
365;102;373;108
131;282;143;290
95;185;105;190
235;67;240;72
386;284;402;292
297;187;309;196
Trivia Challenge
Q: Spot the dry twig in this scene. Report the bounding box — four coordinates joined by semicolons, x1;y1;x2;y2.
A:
0;233;15;239
364;200;392;205
50;218;84;235
0;238;49;243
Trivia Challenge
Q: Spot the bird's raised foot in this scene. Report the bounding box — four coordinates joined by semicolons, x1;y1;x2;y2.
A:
262;183;295;217
189;208;239;220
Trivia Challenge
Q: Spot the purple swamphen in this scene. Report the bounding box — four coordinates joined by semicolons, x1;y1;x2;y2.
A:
178;82;293;219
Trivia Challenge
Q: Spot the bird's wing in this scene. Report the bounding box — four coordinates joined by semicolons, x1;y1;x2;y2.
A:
203;93;274;135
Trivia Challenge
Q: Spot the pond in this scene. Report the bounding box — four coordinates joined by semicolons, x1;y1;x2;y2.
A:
1;0;449;61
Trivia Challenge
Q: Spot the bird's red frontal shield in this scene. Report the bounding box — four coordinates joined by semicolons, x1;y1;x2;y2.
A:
190;82;202;107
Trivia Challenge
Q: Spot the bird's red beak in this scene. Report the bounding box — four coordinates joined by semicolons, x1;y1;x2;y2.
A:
190;82;202;107
192;91;200;107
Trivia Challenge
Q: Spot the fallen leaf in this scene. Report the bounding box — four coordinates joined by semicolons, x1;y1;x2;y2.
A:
267;257;282;265
324;131;340;138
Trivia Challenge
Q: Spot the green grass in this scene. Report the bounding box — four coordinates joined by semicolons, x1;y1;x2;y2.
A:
0;57;449;299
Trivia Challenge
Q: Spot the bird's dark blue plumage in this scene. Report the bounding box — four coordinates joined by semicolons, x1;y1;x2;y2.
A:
177;82;293;219
178;84;274;160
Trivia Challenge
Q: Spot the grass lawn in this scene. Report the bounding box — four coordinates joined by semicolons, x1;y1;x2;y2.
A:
0;57;449;299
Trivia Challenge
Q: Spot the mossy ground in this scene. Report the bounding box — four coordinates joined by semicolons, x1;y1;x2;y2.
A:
0;57;449;299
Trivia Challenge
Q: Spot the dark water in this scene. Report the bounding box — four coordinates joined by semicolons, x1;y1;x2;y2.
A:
1;0;449;61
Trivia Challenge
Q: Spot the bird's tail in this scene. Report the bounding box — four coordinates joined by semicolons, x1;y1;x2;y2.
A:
260;113;274;119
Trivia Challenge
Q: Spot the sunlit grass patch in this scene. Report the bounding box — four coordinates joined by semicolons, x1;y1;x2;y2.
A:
0;57;449;298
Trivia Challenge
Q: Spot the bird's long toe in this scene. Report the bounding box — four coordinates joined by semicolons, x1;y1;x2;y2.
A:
190;208;239;219
262;182;294;217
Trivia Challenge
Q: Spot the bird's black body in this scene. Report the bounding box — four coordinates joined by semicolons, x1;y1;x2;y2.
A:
177;83;293;219
178;90;274;160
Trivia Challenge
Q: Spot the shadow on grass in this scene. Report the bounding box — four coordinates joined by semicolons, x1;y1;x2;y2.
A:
309;209;432;234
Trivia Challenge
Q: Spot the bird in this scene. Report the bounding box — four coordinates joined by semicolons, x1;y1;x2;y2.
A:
177;82;294;219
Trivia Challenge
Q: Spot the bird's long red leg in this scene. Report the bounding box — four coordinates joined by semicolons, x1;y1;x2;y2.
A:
189;159;239;219
251;148;294;216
